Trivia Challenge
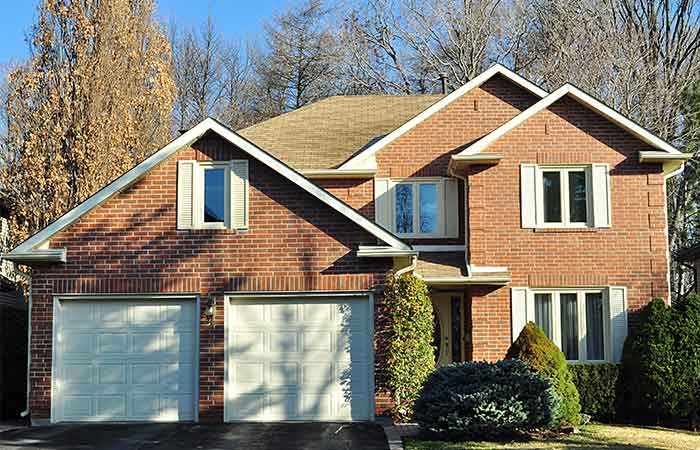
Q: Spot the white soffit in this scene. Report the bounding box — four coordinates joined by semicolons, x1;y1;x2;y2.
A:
11;118;411;257
339;64;548;170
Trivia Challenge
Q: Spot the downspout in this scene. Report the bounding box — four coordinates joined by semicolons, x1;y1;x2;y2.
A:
15;270;31;418
395;254;418;277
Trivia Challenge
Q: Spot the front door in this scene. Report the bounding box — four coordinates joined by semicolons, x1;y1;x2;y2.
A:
433;293;465;366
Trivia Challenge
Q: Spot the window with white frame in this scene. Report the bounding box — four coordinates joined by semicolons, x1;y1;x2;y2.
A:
532;289;607;362
520;164;611;229
177;159;248;230
395;181;441;236
201;162;230;228
375;177;460;238
539;167;589;226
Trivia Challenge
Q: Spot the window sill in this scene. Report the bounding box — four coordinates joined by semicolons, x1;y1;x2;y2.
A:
531;227;599;233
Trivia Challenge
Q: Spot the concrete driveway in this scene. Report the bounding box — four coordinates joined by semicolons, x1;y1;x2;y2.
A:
0;422;389;450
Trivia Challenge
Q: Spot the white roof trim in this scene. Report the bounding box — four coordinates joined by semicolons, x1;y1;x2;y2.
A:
458;84;682;157
11;118;411;257
357;246;418;257
2;248;66;263
301;169;377;179
339;64;548;170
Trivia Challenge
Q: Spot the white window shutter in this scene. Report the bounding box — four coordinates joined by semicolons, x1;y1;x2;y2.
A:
520;164;537;228
511;287;529;342
374;178;393;230
230;160;249;229
177;160;195;229
591;164;611;228
607;286;628;363
444;178;459;238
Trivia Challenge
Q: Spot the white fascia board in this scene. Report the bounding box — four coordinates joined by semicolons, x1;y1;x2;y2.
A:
301;169;377;179
357;246;418;257
639;151;691;162
420;275;511;286
2;248;67;263
11;118;411;258
412;245;464;252
339;64;548;170
458;84;682;157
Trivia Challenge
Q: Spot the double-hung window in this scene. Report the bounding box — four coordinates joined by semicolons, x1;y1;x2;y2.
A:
539;168;589;226
521;164;611;229
532;289;607;362
374;177;460;238
177;159;249;230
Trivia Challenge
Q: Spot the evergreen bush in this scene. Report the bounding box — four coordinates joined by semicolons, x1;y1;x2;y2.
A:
384;273;435;422
506;322;580;425
569;363;619;423
413;359;560;440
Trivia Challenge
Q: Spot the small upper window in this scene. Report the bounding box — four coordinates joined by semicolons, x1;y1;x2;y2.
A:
204;168;226;223
538;167;590;227
176;159;248;231
393;180;441;237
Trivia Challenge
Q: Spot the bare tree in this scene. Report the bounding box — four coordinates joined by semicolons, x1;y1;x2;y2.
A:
254;0;341;114
171;16;256;130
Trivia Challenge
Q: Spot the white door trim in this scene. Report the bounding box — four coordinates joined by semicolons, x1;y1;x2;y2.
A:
50;294;200;423
224;291;375;422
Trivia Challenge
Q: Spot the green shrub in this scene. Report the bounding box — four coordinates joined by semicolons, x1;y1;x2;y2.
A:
506;322;580;426
621;295;700;427
620;298;675;423
671;294;700;428
569;364;619;423
384;273;435;422
413;359;560;440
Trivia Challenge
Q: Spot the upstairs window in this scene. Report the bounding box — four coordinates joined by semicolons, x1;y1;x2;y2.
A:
521;164;611;229
203;165;229;226
177;160;249;230
395;181;440;235
375;177;459;239
540;168;589;226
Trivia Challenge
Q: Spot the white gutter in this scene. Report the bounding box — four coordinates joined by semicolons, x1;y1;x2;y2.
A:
14;270;31;418
2;248;67;263
357;246;418;258
301;169;377;179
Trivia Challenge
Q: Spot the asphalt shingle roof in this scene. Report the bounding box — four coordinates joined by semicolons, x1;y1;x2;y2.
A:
238;95;443;170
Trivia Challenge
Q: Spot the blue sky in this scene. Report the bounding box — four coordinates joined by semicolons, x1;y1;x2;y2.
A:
0;0;298;65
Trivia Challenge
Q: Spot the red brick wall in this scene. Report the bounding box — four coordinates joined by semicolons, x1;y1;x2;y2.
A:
464;96;669;361
28;134;392;421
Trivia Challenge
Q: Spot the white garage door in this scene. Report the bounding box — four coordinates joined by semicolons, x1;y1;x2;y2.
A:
53;299;197;422
226;296;373;421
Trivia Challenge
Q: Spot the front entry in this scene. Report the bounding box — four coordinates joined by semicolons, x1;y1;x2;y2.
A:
433;293;467;366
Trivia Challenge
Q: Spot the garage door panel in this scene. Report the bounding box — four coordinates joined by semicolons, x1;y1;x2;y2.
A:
54;299;196;423
227;297;372;422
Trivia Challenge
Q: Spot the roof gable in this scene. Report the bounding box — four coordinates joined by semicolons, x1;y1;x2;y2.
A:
339;64;549;170
9;118;411;259
457;84;682;157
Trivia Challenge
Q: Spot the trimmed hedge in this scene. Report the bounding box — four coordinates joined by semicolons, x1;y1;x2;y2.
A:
507;322;580;426
413;359;560;440
569;364;619;423
384;273;435;422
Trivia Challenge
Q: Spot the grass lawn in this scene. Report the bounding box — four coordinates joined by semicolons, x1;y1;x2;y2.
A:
403;424;700;450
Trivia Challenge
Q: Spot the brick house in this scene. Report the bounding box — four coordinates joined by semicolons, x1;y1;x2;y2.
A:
4;65;689;424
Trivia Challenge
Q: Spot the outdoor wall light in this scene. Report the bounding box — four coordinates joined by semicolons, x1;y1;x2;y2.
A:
205;296;216;326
